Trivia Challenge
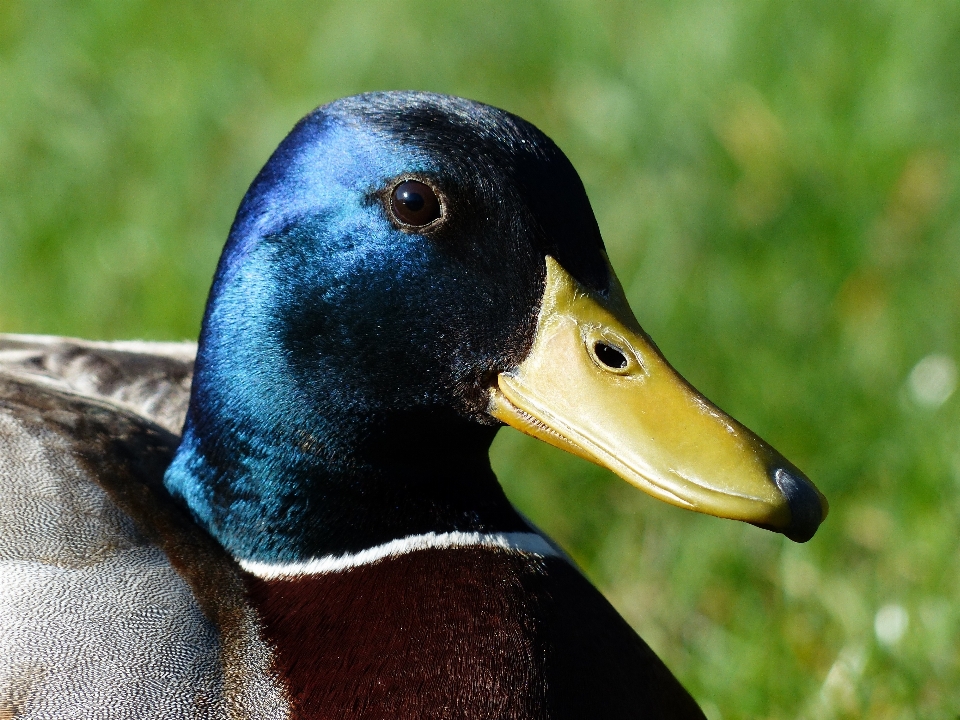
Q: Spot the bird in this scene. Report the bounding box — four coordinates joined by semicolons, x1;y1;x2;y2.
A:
0;92;827;719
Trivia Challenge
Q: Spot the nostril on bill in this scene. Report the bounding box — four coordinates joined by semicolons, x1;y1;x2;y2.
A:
773;467;825;543
594;342;628;370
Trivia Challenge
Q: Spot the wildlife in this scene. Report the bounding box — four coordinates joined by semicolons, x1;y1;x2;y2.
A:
0;92;827;719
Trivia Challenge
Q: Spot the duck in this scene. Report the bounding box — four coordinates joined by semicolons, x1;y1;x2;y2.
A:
0;92;827;720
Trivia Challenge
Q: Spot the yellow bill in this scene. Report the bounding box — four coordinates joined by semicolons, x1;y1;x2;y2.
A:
489;255;827;542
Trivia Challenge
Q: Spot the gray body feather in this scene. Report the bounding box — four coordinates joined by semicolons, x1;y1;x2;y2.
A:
0;335;287;720
0;335;195;434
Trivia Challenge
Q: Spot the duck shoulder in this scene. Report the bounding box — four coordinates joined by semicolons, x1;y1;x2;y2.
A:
0;372;287;719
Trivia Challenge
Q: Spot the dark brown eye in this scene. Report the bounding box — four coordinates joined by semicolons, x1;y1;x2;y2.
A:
390;180;442;227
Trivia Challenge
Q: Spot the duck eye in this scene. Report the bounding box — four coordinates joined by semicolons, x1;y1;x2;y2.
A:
594;342;628;370
390;180;442;227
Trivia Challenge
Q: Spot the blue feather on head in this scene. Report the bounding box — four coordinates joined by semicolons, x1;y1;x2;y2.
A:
164;92;609;563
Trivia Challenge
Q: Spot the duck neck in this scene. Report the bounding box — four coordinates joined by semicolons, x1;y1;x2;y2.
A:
164;368;527;564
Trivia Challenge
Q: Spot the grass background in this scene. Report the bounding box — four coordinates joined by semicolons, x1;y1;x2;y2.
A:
2;1;959;717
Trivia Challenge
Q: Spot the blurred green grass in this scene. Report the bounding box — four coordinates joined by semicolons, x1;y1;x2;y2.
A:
2;1;959;717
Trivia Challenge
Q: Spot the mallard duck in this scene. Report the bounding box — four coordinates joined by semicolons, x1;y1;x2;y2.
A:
0;92;826;719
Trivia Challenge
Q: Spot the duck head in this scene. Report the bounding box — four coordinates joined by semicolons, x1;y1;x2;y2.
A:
164;92;827;564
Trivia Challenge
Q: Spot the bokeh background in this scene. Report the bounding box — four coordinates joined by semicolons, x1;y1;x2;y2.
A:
2;1;959;717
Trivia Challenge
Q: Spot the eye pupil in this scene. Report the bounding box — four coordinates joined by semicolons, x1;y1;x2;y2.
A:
391;180;442;227
401;191;425;212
